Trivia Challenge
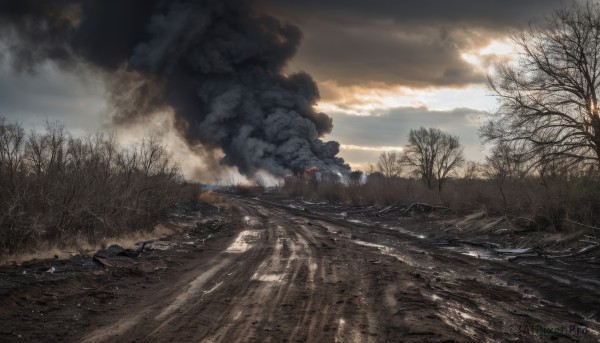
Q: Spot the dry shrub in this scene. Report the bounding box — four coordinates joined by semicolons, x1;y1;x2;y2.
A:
231;184;264;197
198;191;219;204
0;223;181;266
180;182;203;201
0;118;184;256
198;191;227;208
283;169;600;232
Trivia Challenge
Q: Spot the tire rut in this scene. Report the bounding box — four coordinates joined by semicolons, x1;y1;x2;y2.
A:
74;197;600;342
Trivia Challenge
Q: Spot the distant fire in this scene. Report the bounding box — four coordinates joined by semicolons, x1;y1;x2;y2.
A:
303;166;321;181
305;166;319;174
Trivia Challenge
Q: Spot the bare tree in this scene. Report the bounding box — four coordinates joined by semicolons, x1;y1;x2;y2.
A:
376;151;402;178
484;2;600;166
0;118;26;192
462;161;483;181
403;127;464;191
483;142;531;210
349;170;363;185
360;162;376;176
435;134;465;192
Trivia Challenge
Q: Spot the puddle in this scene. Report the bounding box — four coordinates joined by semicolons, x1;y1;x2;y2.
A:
385;226;427;239
204;281;223;294
347;219;368;225
226;230;261;253
243;216;261;226
440;245;502;261
302;200;328;205
142;240;177;251
354;240;417;267
251;273;283;282
335;318;346;343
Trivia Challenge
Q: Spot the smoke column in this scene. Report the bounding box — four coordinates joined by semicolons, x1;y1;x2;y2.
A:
0;0;349;177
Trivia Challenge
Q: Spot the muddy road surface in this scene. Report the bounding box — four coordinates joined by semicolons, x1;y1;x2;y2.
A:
2;196;599;342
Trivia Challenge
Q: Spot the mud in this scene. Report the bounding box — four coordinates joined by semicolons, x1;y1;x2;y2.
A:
0;195;599;342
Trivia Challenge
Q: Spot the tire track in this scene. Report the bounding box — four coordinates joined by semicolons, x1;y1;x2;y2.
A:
75;196;600;342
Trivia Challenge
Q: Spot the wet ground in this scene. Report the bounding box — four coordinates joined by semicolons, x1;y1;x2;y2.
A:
1;194;599;342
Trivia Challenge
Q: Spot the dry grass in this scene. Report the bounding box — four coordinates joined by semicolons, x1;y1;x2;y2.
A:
231;184;265;197
198;191;228;208
0;223;181;266
282;172;600;233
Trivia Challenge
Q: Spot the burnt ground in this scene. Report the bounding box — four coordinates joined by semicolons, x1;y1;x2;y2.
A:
1;194;599;342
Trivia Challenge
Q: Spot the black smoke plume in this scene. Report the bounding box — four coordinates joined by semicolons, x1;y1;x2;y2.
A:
0;0;349;177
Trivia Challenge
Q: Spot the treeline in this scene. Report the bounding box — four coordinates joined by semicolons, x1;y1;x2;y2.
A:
283;160;600;232
0;118;183;254
283;127;600;231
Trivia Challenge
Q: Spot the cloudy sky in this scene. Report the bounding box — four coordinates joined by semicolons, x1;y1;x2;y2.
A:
0;0;573;174
260;0;572;168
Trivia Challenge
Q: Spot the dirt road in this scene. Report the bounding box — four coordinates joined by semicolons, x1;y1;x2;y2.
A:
2;196;599;342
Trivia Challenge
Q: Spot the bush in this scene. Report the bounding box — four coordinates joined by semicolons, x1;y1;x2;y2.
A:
282;168;600;232
0;118;184;255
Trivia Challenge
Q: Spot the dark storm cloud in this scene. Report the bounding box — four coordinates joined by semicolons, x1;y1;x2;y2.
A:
288;21;485;87
259;0;568;87
260;0;567;27
0;0;349;177
0;61;105;132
